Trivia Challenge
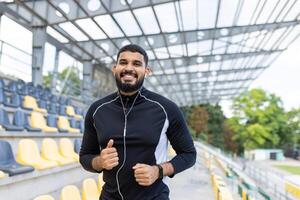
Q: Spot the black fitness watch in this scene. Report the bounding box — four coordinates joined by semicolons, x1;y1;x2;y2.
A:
156;164;163;179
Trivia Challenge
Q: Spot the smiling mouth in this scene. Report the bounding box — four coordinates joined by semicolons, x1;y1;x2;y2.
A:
120;72;138;82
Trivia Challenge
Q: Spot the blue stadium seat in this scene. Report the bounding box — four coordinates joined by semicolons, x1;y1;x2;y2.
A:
24;113;42;132
69;118;77;129
0;140;34;176
48;103;58;114
18;84;29;96
74;138;82;153
0;89;4;104
59;96;67;105
6;80;18;93
38;100;47;109
0;109;24;131
78;120;84;133
47;115;67;132
3;92;21;108
50;95;58;103
0;79;5;90
59;105;67;116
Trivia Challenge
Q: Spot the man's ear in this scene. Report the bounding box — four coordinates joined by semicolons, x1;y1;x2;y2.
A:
145;66;152;77
112;65;116;76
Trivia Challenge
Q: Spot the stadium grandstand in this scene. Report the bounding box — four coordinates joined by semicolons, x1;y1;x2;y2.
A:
0;0;299;200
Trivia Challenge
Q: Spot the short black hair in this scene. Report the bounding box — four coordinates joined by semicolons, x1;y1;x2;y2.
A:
116;44;148;66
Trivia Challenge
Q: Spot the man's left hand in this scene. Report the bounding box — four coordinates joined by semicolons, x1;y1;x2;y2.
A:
132;163;159;186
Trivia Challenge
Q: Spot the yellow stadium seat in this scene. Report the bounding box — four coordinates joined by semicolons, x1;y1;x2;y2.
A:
59;138;79;162
0;170;6;179
41;138;75;165
17;139;57;170
0;125;3;130
98;174;103;193
23;96;47;113
82;178;100;200
29;112;58;133
66;106;83;119
57;116;80;133
33;195;55;200
60;185;81;200
286;181;300;199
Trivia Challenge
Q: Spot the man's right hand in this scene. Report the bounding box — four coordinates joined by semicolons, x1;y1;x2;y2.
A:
92;139;119;171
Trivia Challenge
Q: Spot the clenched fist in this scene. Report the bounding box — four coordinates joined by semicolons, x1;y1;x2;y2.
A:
132;163;159;186
92;139;119;171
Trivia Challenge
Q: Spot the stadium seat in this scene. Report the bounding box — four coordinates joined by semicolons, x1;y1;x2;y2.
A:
59;105;67;116
59;138;79;162
60;185;81;200
29;112;58;133
23;95;47;113
74;138;82;153
41;138;75;165
50;95;58;103
18;84;29;96
0;89;4;104
3;92;21;108
0;79;5;90
57;116;80;133
66;106;83;119
0;140;34;176
0;125;3;130
59;96;67;105
0;108;24;131
78;120;84;133
82;178;100;200
48;103;58;114
38;100;47;110
24;113;42;132
33;194;54;200
0;170;6;178
6;80;18;93
17;139;57;170
47;115;68;132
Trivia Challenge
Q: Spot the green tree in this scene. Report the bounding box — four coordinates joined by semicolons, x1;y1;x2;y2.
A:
228;88;287;153
285;108;300;149
43;67;82;96
206;104;225;149
187;106;209;139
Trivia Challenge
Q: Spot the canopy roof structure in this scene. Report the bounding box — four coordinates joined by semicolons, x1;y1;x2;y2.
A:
1;0;300;106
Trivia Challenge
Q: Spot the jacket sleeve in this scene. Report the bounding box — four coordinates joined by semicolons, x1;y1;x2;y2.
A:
166;104;196;177
79;103;102;173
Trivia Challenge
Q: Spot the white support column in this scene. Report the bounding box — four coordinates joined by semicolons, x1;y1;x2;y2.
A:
82;61;93;101
32;26;46;86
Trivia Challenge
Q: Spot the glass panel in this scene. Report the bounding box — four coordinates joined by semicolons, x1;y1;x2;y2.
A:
179;0;197;31
154;47;169;59
197;0;218;28
154;2;179;32
47;26;69;43
134;7;160;34
237;0;260;25
75;18;106;39
113;11;142;36
59;22;88;41
94;14;124;38
168;44;184;57
217;0;240;27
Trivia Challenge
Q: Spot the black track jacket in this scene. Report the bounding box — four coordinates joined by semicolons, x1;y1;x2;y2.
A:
80;87;196;200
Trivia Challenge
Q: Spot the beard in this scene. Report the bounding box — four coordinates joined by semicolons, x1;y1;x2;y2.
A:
115;71;145;93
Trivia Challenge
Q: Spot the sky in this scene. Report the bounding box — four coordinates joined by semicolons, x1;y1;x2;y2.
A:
0;5;299;116
220;34;300;116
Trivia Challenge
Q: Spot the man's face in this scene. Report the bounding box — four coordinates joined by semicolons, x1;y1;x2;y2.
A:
112;51;150;93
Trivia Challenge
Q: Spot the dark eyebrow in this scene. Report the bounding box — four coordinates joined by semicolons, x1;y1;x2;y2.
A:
118;59;128;63
133;60;142;65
